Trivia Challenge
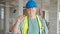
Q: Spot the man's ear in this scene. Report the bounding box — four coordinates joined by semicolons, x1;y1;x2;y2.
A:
23;9;28;16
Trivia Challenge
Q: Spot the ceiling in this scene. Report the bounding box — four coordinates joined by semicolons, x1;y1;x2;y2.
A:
0;0;57;8
0;0;57;4
0;0;5;4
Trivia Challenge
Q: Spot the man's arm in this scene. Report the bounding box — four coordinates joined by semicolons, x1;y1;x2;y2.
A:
42;19;48;34
9;15;25;34
39;16;48;34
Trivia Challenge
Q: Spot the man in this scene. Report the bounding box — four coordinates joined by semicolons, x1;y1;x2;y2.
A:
10;0;48;34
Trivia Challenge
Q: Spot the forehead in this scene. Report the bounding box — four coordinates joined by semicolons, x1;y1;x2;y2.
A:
26;8;37;10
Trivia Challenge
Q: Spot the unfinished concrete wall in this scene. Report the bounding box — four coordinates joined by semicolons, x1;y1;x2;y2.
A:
3;0;23;34
42;0;57;34
0;0;57;34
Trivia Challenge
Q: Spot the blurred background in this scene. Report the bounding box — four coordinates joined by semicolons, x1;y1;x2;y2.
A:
0;0;58;34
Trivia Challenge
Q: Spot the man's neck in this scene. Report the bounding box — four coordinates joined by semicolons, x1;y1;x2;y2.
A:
28;15;36;19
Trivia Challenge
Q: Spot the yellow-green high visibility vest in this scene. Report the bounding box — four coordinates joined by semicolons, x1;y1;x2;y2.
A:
22;15;43;34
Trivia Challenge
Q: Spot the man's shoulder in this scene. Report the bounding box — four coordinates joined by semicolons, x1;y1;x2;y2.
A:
39;16;43;20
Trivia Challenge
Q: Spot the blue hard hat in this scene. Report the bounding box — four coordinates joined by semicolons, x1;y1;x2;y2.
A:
25;0;37;8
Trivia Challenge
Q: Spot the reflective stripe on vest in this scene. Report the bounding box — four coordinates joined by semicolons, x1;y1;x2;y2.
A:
22;15;43;34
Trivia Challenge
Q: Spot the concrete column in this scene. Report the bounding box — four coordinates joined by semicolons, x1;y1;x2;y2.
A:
48;6;57;34
57;0;60;34
17;0;23;16
12;0;23;24
4;2;10;34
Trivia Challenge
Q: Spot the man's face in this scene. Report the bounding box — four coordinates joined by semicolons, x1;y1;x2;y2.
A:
27;8;37;16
